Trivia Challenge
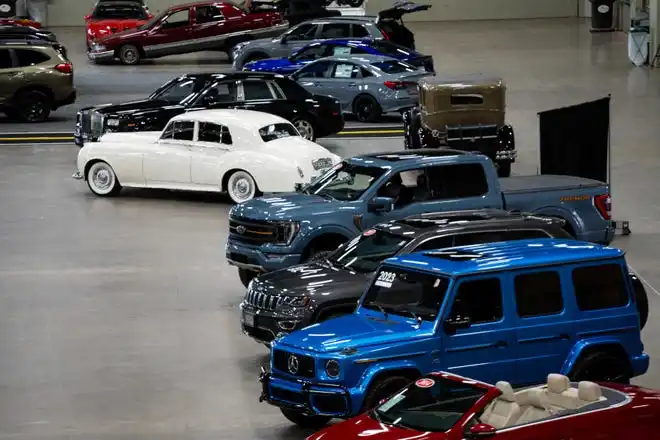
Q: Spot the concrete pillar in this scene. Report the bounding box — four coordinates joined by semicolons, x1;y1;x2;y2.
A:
651;0;659;66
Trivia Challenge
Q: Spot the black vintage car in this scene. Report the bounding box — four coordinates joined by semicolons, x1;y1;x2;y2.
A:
0;24;58;43
240;209;649;346
74;72;344;145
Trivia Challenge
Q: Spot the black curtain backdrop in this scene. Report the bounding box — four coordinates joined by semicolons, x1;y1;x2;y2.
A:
538;96;610;183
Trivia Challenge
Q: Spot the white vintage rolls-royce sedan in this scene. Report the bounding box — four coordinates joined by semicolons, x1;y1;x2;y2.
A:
73;109;341;203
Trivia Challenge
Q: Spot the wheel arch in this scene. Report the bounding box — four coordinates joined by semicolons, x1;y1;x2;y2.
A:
222;167;258;193
311;298;359;323
561;338;632;378
115;43;145;58
358;362;422;408
351;92;378;113
302;231;352;260
12;85;54;105
530;206;580;238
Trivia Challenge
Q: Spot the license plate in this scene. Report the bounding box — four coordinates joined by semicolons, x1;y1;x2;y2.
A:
243;311;255;328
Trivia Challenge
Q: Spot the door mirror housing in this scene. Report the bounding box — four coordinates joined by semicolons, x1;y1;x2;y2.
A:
466;423;497;438
368;196;393;213
84;14;92;20
444;315;471;334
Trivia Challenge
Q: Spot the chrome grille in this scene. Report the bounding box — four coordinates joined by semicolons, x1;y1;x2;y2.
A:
245;282;282;311
312;158;332;171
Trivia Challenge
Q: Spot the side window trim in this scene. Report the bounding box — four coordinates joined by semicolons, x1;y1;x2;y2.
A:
269;81;286;100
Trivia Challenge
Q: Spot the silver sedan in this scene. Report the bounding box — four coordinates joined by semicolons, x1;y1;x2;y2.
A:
290;54;433;122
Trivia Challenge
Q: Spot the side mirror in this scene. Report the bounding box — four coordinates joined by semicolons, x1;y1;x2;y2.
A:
84;14;91;20
368;196;393;213
443;315;471;334
466;423;496;438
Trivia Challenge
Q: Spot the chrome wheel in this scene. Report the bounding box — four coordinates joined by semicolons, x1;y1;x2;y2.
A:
119;45;140;65
293;118;315;140
227;170;257;204
86;161;120;196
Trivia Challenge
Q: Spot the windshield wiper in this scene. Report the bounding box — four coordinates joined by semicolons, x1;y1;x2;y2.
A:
367;302;388;318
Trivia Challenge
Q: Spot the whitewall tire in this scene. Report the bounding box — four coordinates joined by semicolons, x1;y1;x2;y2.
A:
227;170;258;204
86;161;121;197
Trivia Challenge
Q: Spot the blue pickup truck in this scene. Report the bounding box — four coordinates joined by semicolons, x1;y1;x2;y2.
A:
226;150;613;286
258;238;649;428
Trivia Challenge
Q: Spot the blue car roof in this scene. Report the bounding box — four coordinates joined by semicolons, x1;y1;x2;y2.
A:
383;238;625;277
346;149;486;169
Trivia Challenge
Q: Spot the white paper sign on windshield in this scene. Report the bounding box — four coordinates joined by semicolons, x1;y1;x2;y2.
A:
333;46;352;56
334;64;354;78
375;271;396;288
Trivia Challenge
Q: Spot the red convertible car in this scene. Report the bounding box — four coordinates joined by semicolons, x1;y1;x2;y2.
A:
308;372;660;440
85;0;152;49
87;0;286;65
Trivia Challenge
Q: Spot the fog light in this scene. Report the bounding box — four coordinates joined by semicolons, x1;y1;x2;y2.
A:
325;359;340;378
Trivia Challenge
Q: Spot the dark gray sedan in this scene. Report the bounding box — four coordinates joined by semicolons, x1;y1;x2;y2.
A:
290;54;433;122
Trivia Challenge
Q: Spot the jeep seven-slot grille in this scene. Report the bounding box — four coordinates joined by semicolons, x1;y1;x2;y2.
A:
273;349;315;378
229;216;279;245
245;282;282;311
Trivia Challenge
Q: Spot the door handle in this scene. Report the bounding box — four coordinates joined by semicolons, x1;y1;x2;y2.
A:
493;341;508;348
348;82;357;87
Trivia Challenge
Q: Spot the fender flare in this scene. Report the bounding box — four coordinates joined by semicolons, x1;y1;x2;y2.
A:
560;337;630;376
303;225;355;245
355;359;422;396
529;205;582;238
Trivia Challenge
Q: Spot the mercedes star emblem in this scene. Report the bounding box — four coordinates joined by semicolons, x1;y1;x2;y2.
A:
287;354;299;375
236;225;246;234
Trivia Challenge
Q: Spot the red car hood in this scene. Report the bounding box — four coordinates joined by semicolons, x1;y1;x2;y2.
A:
308;414;440;440
87;19;147;40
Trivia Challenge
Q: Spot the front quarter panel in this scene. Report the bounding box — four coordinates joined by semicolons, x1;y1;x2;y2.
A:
82;143;147;186
218;151;299;193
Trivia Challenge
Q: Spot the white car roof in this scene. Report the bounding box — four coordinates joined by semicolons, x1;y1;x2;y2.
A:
171;109;291;129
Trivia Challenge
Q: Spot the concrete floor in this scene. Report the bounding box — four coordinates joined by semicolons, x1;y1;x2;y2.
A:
1;18;660;440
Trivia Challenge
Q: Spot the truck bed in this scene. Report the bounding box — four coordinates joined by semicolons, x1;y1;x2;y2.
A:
500;175;606;195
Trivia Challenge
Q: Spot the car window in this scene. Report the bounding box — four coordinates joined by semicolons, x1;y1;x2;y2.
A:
352;24;370;38
291;44;330;61
161;8;190;29
449;278;503;325
152;77;210;104
295;60;332;79
413;236;455;251
274;78;311;98
92;4;148;20
304;162;386;201
454;230;551;246
196;81;237;106
515;271;564;317
259;123;300;142
160;120;194;141
372;60;418;74
330;229;411;273
0;49;13;69
195;5;223;23
376;169;425;209
426;164;489;200
331;62;360;79
318;23;351;38
14;49;50;67
572;263;629;311
242;80;274;100
198;122;232;145
285;23;317;41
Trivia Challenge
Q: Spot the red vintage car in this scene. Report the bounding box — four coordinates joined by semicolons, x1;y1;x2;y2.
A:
308;372;660;440
85;0;152;49
0;17;41;28
87;0;286;65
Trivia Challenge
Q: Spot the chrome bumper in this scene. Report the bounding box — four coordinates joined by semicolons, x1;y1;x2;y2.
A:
87;50;114;62
72;170;83;180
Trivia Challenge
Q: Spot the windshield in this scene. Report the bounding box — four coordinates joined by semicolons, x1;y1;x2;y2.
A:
149;76;209;104
372;60;418;74
259;123;300;142
330;229;410;273
362;266;450;321
374;375;487;432
138;9;164;30
302;162;385;202
92;4;148;20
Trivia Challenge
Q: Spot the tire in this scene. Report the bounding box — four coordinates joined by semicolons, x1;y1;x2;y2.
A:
403;110;422;150
86;161;122;197
304;248;334;263
280;408;331;429
363;376;411;410
118;44;141;65
631;274;649;330
292;116;316;141
496;161;512;178
238;268;257;288
14;90;51;122
569;351;631;384
353;95;381;123
226;170;259;204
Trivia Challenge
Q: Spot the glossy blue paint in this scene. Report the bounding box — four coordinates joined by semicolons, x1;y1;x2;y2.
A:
262;239;647;419
227;152;613;273
242;38;430;75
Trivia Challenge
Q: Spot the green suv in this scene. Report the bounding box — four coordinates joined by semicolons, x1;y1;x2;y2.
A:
0;40;76;122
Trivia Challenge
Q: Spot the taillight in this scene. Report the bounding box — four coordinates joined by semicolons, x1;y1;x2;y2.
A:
594;194;611;220
54;63;73;74
379;28;390;40
383;81;416;90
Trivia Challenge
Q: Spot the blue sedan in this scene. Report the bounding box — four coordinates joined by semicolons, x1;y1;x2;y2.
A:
242;38;435;75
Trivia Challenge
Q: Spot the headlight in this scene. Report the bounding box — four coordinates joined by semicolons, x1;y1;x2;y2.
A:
325;360;340;378
280;296;310;308
92;44;106;52
106;118;119;127
297;166;304;178
275;221;300;245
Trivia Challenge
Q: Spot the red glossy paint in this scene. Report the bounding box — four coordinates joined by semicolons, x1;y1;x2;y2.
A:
308;373;660;440
84;3;151;47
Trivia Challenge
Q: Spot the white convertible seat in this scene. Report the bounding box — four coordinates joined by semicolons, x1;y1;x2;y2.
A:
546;373;581;410
480;381;522;429
516;388;552;425
578;381;604;403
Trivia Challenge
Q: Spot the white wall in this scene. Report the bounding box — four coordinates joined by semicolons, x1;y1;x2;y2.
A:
46;0;580;27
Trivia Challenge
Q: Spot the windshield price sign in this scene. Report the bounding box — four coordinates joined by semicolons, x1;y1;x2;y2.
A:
375;270;396;288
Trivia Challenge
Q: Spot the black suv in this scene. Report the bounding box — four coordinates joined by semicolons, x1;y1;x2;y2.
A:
240;209;648;345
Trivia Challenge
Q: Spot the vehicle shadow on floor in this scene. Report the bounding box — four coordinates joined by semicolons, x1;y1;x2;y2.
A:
112;188;234;205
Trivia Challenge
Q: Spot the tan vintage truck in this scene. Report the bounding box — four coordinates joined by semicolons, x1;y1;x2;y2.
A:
402;75;516;177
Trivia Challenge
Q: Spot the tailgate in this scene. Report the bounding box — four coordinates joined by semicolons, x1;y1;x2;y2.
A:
406;55;434;73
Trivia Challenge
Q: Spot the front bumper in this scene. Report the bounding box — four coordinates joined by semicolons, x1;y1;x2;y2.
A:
259;369;354;417
72;169;83;180
631;353;650;377
240;302;306;344
87;50;115;62
225;240;302;273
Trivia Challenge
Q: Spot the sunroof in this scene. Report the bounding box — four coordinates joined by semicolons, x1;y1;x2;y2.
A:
424;250;484;260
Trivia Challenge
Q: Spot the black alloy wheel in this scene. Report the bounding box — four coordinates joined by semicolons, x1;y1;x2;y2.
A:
16;90;51;122
354;95;381;123
569;351;631;384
